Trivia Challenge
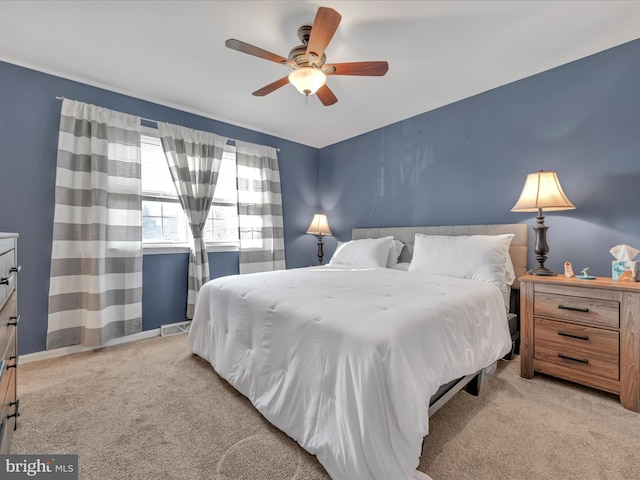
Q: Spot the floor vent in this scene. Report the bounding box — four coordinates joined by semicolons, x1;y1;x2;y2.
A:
160;321;191;337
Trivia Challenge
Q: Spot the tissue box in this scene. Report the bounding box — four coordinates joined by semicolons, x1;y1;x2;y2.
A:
612;261;639;282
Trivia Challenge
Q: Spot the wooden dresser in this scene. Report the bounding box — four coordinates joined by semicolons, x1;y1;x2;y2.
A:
0;233;19;452
520;274;640;412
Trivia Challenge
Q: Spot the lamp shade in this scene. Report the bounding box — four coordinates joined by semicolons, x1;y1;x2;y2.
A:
288;67;327;96
511;170;575;212
306;213;332;236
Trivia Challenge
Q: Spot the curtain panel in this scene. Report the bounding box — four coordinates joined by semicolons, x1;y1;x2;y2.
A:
47;99;142;349
235;141;286;274
157;122;227;318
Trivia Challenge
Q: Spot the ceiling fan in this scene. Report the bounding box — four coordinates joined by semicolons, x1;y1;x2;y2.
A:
225;6;389;106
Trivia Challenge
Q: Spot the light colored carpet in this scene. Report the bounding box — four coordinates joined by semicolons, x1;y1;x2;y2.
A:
13;334;640;480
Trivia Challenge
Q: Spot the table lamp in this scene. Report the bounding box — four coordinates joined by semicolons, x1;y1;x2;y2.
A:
512;170;575;276
306;213;333;265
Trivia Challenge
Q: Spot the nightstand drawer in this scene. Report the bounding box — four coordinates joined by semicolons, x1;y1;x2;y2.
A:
534;318;619;357
534;318;619;381
534;292;619;329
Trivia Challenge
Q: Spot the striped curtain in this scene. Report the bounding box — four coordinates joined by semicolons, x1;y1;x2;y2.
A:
47;99;142;349
235;141;286;274
157;122;227;318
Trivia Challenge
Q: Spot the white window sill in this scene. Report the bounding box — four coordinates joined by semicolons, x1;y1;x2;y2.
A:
143;243;239;255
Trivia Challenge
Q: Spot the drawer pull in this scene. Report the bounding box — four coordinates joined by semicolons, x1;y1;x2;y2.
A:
0;275;13;286
7;355;17;369
9;265;21;273
558;304;590;313
558;353;589;364
7;399;20;429
558;331;589;341
8;315;20;327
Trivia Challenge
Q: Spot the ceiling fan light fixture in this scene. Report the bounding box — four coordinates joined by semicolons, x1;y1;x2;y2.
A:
288;67;326;96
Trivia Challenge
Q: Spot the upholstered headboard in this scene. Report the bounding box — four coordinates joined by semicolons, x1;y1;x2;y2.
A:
352;224;528;289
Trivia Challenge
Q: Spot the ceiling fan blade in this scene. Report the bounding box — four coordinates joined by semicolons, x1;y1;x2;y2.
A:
316;84;338;106
226;38;289;65
324;61;389;76
305;7;342;66
252;76;290;97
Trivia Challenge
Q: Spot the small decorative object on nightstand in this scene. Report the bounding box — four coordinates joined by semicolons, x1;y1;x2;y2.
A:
576;267;595;280
564;261;575;278
306;213;332;265
520;274;640;412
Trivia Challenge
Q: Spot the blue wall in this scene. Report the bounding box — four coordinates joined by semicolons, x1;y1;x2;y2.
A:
319;39;640;278
141;251;240;333
0;61;320;354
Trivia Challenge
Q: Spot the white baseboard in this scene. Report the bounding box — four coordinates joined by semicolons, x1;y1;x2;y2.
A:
20;328;161;364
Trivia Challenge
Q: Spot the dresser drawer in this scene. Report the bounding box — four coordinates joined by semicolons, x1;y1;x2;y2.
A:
0;413;16;454
0;291;18;358
0;250;11;308
0;365;16;454
0;238;14;256
0;243;17;310
0;328;17;400
534;318;619;380
534;291;619;328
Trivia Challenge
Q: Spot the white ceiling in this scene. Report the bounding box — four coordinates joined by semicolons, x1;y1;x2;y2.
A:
1;1;640;148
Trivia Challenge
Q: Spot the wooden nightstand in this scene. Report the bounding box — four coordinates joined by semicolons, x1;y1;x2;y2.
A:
519;274;640;412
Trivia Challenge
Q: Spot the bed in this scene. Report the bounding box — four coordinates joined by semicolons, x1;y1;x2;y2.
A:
189;224;528;480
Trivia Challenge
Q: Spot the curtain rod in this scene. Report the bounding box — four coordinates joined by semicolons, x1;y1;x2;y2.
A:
56;96;157;125
55;96;280;151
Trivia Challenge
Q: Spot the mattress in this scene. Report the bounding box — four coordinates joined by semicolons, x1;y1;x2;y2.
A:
189;265;512;480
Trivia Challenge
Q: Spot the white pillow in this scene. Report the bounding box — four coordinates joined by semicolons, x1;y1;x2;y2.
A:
387;239;406;267
391;262;411;271
501;254;516;311
408;234;515;286
329;236;394;267
504;252;516;286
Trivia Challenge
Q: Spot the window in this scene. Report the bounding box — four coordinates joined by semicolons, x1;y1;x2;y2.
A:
141;133;187;243
141;128;239;247
203;146;239;243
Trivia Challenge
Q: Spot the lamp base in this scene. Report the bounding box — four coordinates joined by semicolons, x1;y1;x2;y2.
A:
528;266;557;276
530;212;556;277
316;236;325;265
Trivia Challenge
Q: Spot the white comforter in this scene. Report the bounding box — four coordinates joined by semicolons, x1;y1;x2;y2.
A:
189;265;511;480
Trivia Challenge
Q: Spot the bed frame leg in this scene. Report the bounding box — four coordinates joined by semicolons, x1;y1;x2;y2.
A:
465;372;482;396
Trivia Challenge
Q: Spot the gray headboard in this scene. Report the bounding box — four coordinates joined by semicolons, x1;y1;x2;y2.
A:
352;224;528;289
